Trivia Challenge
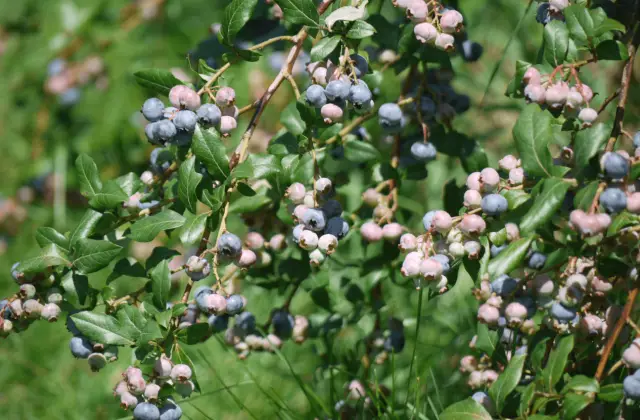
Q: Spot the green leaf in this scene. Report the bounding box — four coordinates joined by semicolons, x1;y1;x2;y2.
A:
88;180;128;210
562;375;599;394
607;212;638;236
150;260;171;310
115;172;142;196
346;20;376;39
476;323;498;357
180;212;208;245
134;69;183;96
61;271;91;307
593;17;625;36
344;139;381;163
513;106;560;178
489;354;526;414
502;189;531;210
562;393;592;420
117;305;148;340
324;5;366;30
542;335;575;392
17;244;71;273
222;48;262;63
544;20;569;65
178;156;203;214
176;323;210;344
564;5;594;43
487;236;534;278
73;239;122;274
220;0;259;46
574;181;599;211
595;39;629;61
230;160;254;179
69;209;103;247
201;187;226;212
192;125;229;181
245;154;280;179
574;122;612;178
35;227;70;252
519;382;536;418
281;101;306;136
229;192;272;214
237;182;257;196
440;398;492;420
531;337;551;372
519;178;570;235
274;0;319;27
75;154;102;198
598;383;623;402
71;311;135;345
129;210;186;242
310;35;341;62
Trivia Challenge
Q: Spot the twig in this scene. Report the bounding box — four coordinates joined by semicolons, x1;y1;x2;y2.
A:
181;228;211;303
588;182;607;214
595;287;638;381
596;89;620;114
285;73;301;99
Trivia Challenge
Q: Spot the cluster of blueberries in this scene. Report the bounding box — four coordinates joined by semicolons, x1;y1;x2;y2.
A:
142;85;238;147
68;326;119;372
366;318;406;365
45;56;105;106
523;67;598;126
113;362;188;419
288;178;350;266
536;0;570;25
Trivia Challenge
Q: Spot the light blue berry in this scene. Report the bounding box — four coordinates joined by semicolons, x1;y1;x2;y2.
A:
599;188;627;214
378;103;403;128
226;295;244;315
481;194;508;216
292;224;305;243
173;110;197;132
490;274;518;296
490;244;507;257
603;153;629;179
142;98;165;122
550;302;576;322
461;40;483;62
634;131;640;148
197;104;222;126
432;254;450;274
217;233;242;259
159;400;183;420
302;208;327;232
153;120;177;143
410;142;437;162
422;210;438;231
325;80;351;101
528;252;547;270
69;336;93;359
134;402;161;420
305;85;327;108
348;83;372;106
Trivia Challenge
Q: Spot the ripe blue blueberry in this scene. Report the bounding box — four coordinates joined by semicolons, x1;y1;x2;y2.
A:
305;85;327;108
271;310;295;338
528;252;547;270
536;3;551;25
152;120;177;143
217;232;242;259
348;83;372;106
325;217;349;239
292;224;305;243
624;375;640;400
235;311;256;333
134;402;161;420
432;254;450;274
302;208;327;232
142;98;165;122
490;274;518;296
47;58;66;77
324;80;351;101
410;142;437;162
599;188;627;214
69;336;93;359
196;104;222;127
452;94;471;114
59;88;81;106
384;331;405;353
322;200;343;219
422;210;437;230
481;194;508;216
173;110;198;132
550;302;577;322
602;152;629;179
349;54;368;78
159;400;183;420
194;286;213;311
460;40;483;62
208;314;229;332
490;244;507;257
226;294;244;315
378;103;403;128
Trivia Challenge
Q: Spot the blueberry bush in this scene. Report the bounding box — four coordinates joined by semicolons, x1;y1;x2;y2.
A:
1;0;640;418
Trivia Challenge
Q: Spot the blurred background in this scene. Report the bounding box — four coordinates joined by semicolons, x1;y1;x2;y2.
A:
0;0;638;418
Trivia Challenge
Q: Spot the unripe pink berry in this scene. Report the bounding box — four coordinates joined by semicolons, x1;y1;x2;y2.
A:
170;364;192;383
219;115;237;135
505;302;528;325
498;155;520;171
522;67;541;85
23;299;43;318
120;391;138;409
482;370;499;385
311;67;328;85
315;177;332;195
627;192;640;214
393;0;413;7
591;276;613;294
124;366;143;382
361;221;383;242
432;210;453;232
459;214;486;234
154;355;173;378
318;234;339;254
321;103;344;124
286;182;306;203
362;188;381;207
399;233;418;252
144;383;161;401
401;257;421;277
128;375;146;395
545;82;569;109
504;223;519;242
124;193;142;210
486;295;503;308
480;168;500;192
464;240;482;258
41;302;60;321
459;355;478;373
302;191;316;208
468;370;483;388
347;380;366;400
595;213;611;231
449;241;465;257
578;107;598;126
269;233;287;252
420;258;443;280
435;33;455;52
622;339;640;369
580;314;603;336
414;22;438;44
549;0;569;11
299;230;319;250
466;172;481;191
407;0;429;21
204;293;227;314
236;249;257;268
509;167;524;185
140;171;154;186
464;190;482;209
113;380;129;397
169;85;201;110
521;319;536;335
565;88;584;110
578;84;593;103
524;84;546;105
215;87;236;107
440;10;464;33
382;223;403;240
245;232;265;250
477;304;500;326
293;204;308;222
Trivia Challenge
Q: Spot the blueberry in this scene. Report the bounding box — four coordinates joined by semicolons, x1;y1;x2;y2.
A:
490;244;507;257
431;254;450;274
325;217;349;239
461;40;483;62
410;142;437;162
235;311;256;333
624;375;640;400
305;85;327;108
490;274;518;296
322;200;343;219
550;302;576;322
602;152;629;179
451;94;471;114
226;294;244;315
302;208;327;232
292;224;305;243
634;131;640;148
325;80;351;101
142;98;165;122
378;103;403;127
69;336;93;359
481;194;508;216
197;104;222;126
208;314;229;332
272;310;294;338
515;296;537;318
217;232;242;259
384;331;405;353
348;83;372;106
159;400;183;420
134;402;161;420
173;110;198;132
422;210;437;230
599;188;627;214
172;131;193;147
349;54;368;78
59;87;81;106
528;252;547;270
153;120;177;143
536;3;551;25
194;287;213;311
47;58;66;77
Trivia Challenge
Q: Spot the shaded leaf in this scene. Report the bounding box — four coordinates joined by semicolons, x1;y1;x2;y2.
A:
150;260;171;310
75;154;102;198
489;354;526;414
488;237;534;278
192;125;230;181
542;335;575;391
519;178;570;235
134;69;183;96
178;156;203;214
440;398;492;420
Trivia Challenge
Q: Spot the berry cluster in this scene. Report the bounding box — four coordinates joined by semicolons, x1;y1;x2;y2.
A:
45;56;106;106
365;317;406;365
391;1;464;51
